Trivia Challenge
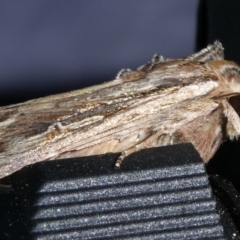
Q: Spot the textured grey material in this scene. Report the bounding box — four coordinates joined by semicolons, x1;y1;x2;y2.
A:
37;164;206;192
31;144;226;239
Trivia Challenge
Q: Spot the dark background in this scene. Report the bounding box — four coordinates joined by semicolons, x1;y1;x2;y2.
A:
197;0;240;63
0;0;240;191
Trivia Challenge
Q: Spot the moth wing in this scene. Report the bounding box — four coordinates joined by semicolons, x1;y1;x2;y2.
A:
172;107;223;162
0;50;221;177
0;60;219;157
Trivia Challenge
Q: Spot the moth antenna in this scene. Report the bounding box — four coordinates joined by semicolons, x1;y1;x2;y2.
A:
188;40;224;62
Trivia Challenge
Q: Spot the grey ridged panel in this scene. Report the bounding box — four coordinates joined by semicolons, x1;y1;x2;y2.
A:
31;163;225;239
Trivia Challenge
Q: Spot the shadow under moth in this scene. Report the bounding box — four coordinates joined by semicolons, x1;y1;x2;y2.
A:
0;41;240;179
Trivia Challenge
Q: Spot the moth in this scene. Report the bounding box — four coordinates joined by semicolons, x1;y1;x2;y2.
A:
0;41;240;179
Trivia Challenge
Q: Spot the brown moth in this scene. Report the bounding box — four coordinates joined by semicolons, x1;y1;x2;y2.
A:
0;41;240;179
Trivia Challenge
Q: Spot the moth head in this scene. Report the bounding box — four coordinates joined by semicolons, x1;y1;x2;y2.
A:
221;62;240;92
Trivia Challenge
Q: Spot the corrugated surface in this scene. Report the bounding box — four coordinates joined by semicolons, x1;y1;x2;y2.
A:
31;162;225;239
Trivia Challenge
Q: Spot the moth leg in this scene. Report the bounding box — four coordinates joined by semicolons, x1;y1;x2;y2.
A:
114;147;139;168
222;100;240;139
115;130;169;168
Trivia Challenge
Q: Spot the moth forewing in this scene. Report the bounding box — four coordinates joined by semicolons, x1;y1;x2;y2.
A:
0;40;240;179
